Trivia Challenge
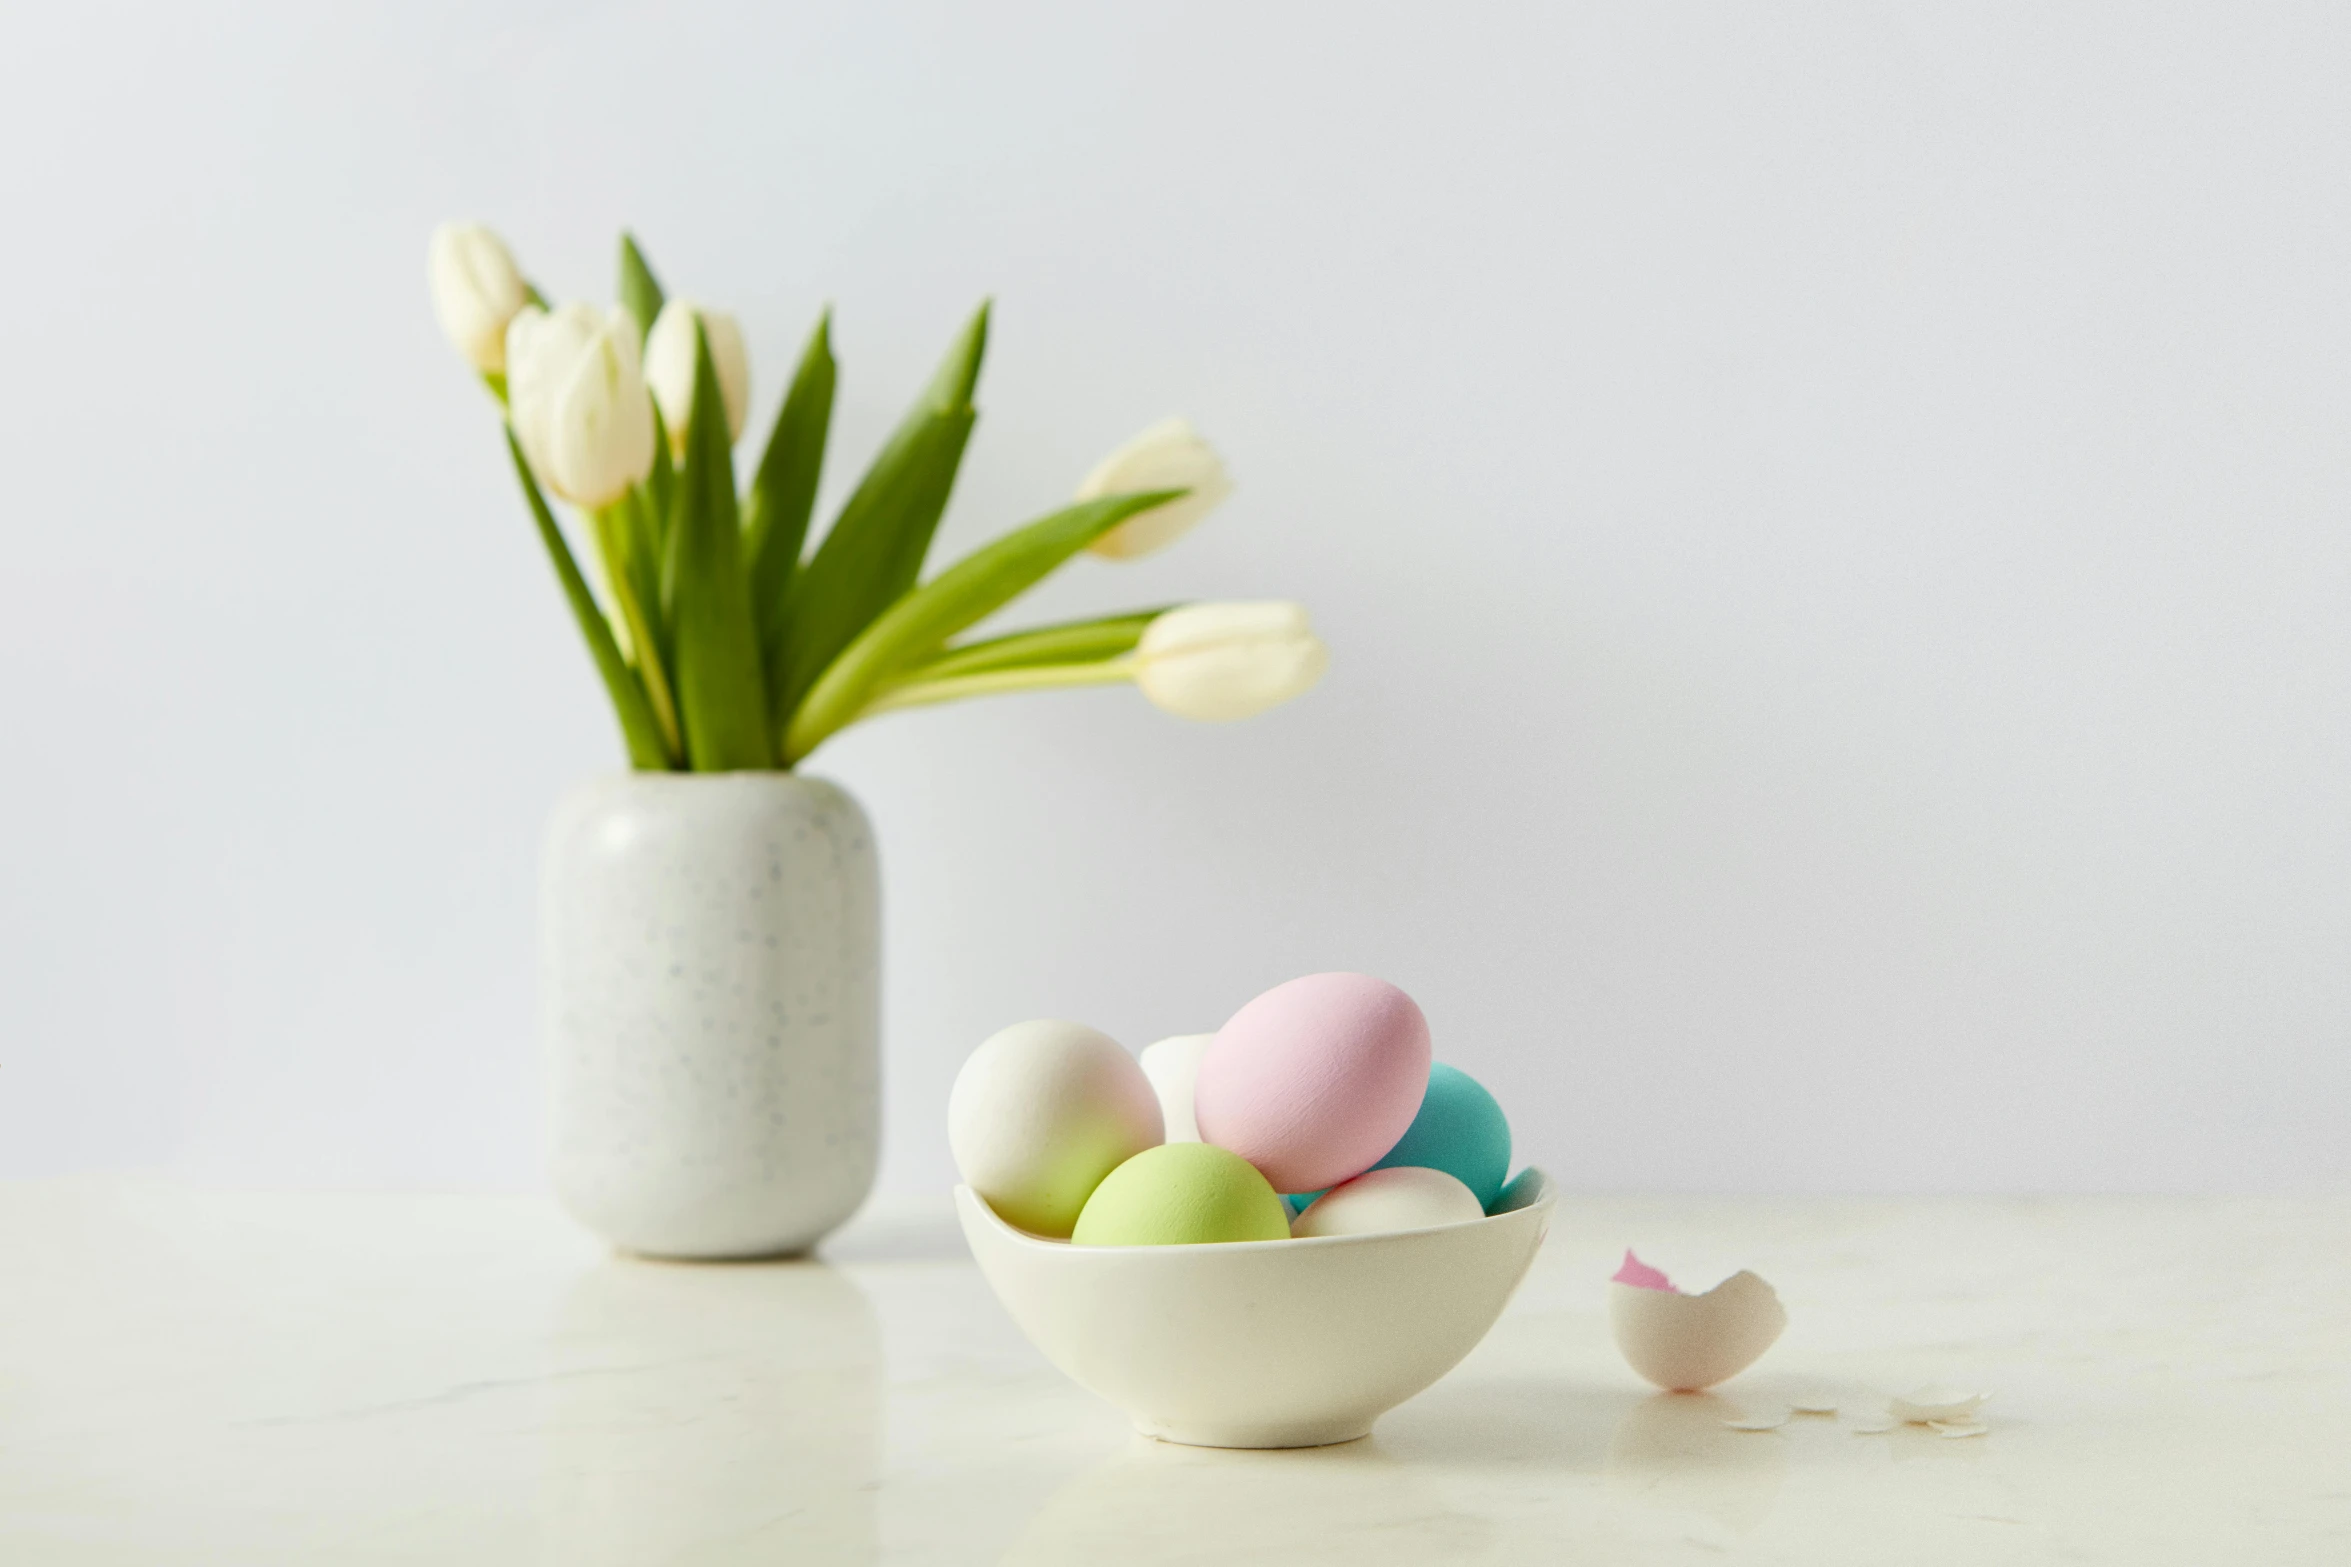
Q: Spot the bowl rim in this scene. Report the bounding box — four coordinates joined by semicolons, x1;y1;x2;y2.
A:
957;1166;1555;1256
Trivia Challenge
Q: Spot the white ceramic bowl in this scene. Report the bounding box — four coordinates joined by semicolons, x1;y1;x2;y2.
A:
956;1168;1555;1448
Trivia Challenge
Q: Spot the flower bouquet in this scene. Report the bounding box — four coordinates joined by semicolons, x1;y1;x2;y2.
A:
428;223;1327;772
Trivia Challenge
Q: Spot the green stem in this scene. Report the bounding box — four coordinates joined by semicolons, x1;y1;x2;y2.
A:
592;501;683;764
856;657;1137;721
505;430;671;770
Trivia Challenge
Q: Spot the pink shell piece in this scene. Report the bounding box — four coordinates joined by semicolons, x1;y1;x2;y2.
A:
1612;1250;1679;1292
1193;973;1432;1193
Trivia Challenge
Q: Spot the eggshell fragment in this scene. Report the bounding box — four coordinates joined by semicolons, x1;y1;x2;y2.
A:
1609;1262;1788;1392
948;1019;1163;1238
1722;1410;1789;1432
1611;1250;1677;1291
1889;1386;1990;1425
1138;1033;1216;1143
1290;1165;1485;1238
1193;972;1431;1194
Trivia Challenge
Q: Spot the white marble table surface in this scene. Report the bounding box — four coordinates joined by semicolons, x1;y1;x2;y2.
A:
2;1179;2345;1564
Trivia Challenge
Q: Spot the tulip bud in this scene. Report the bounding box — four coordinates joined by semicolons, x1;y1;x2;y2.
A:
1077;418;1235;560
427;222;529;373
1134;601;1329;721
504;302;657;510
644;300;751;455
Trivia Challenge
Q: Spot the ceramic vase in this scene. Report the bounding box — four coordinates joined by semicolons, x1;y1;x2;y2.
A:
542;772;880;1259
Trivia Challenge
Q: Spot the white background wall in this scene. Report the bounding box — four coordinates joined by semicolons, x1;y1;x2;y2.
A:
4;2;2345;1196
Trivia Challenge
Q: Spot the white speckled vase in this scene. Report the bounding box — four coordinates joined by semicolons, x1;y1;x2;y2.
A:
542;772;881;1259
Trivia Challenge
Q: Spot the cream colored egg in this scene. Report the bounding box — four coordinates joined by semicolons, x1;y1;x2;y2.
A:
1609;1265;1787;1391
949;1019;1164;1238
1290;1165;1484;1238
1138;1033;1216;1142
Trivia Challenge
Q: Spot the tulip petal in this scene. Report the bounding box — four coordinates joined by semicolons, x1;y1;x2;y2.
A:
506;303;654;509
1133;601;1330;721
429;222;528;373
645;301;751;456
543;329;655;508
1078;417;1234;560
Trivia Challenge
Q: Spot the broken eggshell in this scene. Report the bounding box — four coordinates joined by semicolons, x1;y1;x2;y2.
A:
1888;1385;1990;1425
1609;1250;1788;1392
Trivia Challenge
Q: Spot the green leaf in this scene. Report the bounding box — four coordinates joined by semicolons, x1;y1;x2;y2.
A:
663;322;772;770
767;301;989;731
923;297;989;407
893;609;1168;685
505;430;672;769
642;406;676;565
617;232;664;346
745;309;837;669
782;488;1179;762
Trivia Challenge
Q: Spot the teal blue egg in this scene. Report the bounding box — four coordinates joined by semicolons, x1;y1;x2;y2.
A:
1368;1063;1510;1211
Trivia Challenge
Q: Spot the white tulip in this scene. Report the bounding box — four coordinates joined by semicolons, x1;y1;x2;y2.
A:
504;303;657;510
1077;417;1235;560
644;300;751;455
427;222;529;373
1133;601;1328;721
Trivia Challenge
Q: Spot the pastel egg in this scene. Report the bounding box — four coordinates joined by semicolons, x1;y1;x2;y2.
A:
1072;1143;1291;1246
1490;1167;1543;1215
1137;1033;1216;1142
1290;1165;1485;1238
1193;972;1432;1194
949;1019;1163;1238
1368;1063;1512;1212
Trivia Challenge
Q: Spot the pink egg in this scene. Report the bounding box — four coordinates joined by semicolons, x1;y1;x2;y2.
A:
1193;973;1432;1193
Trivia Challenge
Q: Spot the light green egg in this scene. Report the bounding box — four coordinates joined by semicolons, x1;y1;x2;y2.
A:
1071;1143;1291;1246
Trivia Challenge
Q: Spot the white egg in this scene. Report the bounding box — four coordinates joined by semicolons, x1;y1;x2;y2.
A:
949;1019;1164;1238
1290;1165;1484;1238
1609;1260;1787;1392
1137;1032;1216;1142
